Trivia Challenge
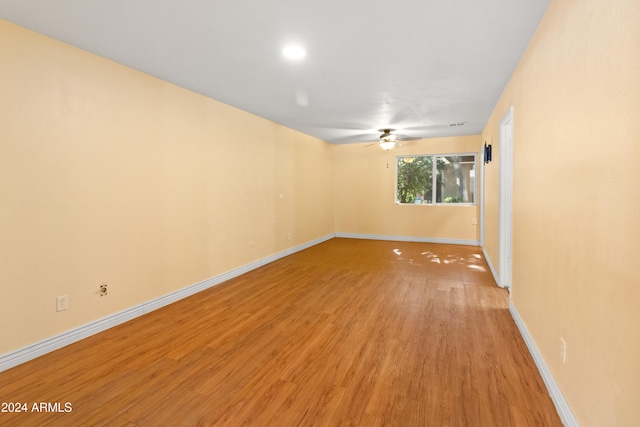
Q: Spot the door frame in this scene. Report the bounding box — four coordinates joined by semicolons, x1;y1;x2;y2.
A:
499;106;514;290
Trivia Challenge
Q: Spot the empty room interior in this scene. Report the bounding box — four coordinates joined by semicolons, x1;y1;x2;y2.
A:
0;0;638;426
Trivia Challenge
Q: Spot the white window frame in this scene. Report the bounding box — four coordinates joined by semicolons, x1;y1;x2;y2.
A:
395;152;477;206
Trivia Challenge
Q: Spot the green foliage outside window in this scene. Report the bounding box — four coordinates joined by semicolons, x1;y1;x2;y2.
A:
396;155;475;205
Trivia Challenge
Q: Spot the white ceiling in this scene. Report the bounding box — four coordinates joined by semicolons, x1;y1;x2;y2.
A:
0;0;550;144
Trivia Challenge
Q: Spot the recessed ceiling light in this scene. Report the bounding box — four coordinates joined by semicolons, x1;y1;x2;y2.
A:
282;45;306;60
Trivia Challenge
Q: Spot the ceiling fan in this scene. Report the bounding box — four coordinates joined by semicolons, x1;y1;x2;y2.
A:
364;129;406;150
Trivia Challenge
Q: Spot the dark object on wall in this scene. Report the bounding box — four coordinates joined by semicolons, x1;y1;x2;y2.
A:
484;143;492;164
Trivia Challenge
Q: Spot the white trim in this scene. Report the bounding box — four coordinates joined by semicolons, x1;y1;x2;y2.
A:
0;233;335;373
509;301;579;427
499;106;514;289
479;148;485;247
336;232;479;247
482;246;500;286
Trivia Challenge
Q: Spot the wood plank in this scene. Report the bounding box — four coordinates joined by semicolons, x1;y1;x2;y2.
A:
0;239;562;426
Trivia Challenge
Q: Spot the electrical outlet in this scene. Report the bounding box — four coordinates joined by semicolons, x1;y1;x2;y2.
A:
471;218;478;225
56;295;68;312
560;338;567;364
99;283;108;297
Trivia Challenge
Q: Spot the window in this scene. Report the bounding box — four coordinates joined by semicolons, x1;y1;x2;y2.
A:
396;154;476;205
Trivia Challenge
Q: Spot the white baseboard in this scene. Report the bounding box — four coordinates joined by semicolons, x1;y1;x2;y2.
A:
0;233;335;373
336;232;479;247
509;301;579;427
482;246;501;287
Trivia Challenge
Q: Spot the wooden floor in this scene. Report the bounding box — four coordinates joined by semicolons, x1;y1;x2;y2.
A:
0;239;562;426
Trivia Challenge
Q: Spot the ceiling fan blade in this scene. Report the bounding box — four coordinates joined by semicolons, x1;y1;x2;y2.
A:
353;133;382;142
400;123;452;132
330;133;379;144
395;135;423;141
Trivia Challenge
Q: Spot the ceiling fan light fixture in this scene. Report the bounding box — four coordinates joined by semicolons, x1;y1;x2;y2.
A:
378;129;398;149
379;141;397;150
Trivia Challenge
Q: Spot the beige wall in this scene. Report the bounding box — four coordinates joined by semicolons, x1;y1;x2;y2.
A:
0;20;334;355
334;136;480;242
4;0;638;422
482;0;640;425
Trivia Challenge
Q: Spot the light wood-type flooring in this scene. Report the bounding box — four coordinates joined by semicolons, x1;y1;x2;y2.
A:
0;238;562;426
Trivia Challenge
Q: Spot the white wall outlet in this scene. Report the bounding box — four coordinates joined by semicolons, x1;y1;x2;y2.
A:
560;338;567;364
471;218;478;225
56;295;68;312
287;233;292;241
